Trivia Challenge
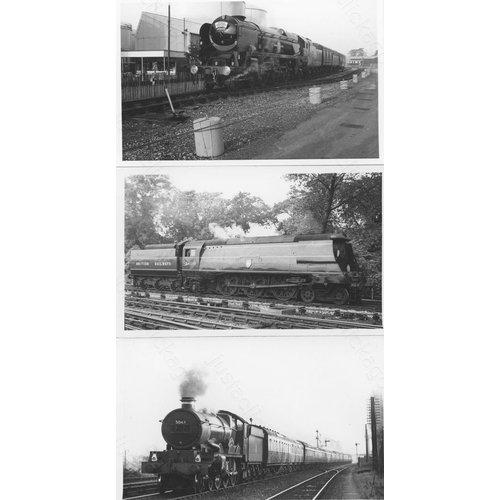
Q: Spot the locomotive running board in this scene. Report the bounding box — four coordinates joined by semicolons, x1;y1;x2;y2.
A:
237;283;303;289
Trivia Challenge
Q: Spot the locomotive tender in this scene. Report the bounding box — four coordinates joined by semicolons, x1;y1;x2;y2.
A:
142;397;352;493
191;14;346;89
129;233;363;305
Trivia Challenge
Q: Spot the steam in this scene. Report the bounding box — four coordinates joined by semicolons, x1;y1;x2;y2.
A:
179;369;208;398
209;222;245;239
209;222;278;239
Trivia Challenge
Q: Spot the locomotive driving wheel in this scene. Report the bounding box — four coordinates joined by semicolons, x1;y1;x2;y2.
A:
331;287;349;306
192;473;202;493
207;475;214;491
214;475;222;490
222;475;230;488
299;286;316;303
242;274;267;298
158;475;169;494
217;275;239;296
230;472;237;486
271;276;296;301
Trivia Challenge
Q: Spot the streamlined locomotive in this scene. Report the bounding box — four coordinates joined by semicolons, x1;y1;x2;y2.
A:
129;233;363;305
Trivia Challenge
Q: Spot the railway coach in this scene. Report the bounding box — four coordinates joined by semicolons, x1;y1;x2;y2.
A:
142;397;352;494
129;233;363;305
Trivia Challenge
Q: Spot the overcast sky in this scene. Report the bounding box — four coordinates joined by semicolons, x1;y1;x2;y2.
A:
160;166;291;206
120;0;381;57
117;334;383;461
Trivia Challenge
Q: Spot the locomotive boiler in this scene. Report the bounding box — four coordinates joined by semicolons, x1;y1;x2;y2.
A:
142;397;352;494
191;14;345;89
129;233;363;305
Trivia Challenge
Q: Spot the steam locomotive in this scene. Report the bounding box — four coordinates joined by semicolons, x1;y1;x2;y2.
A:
191;14;346;89
129;233;363;306
142;396;352;493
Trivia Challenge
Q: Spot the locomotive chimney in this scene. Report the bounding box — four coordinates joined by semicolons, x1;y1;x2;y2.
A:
181;396;196;410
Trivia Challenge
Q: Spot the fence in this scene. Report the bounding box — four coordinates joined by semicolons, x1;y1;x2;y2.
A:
121;72;205;101
363;273;382;300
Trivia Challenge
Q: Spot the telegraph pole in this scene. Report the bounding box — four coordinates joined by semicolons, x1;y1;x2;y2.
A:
365;424;369;463
370;397;379;472
167;3;171;80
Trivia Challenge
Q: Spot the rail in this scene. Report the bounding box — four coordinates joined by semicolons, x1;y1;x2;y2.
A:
265;466;348;500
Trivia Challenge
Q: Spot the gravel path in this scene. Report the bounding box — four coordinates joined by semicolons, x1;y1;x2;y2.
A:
121;81;357;161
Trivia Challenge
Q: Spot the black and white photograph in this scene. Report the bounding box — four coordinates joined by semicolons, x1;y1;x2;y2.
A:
118;0;382;162
117;335;384;499
119;167;382;331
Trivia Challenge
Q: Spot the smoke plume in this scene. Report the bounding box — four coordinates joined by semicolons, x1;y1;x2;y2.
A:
209;222;244;239
179;369;208;398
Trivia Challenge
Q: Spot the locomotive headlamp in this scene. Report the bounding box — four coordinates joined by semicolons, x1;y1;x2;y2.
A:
222;66;231;76
190;65;199;74
151;453;158;462
347;265;351;272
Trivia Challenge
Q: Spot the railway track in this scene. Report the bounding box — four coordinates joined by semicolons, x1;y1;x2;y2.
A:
124;296;382;330
264;466;348;500
125;285;382;315
122;69;357;117
123;479;162;499
127;465;350;500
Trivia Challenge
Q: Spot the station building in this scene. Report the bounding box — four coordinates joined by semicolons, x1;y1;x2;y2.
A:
348;55;378;67
120;11;203;78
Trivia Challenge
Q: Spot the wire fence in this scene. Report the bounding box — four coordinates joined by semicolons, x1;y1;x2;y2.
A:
363;274;382;300
121;72;205;101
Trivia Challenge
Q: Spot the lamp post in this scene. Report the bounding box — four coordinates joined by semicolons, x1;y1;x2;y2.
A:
355;442;360;463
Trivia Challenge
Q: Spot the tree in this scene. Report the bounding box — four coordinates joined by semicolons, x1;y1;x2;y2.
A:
187;43;201;64
161;190;228;241
273;174;382;275
221;192;274;232
275;174;347;234
125;175;173;251
348;48;366;57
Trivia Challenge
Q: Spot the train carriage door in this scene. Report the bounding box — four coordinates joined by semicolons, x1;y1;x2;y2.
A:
182;242;205;275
